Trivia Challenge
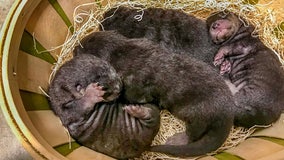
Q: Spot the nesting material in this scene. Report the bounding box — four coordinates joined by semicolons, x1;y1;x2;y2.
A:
47;0;284;159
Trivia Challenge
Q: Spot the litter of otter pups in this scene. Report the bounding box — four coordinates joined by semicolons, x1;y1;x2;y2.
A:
47;0;284;159
73;30;235;157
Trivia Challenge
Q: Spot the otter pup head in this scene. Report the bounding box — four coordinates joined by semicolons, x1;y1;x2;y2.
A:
207;11;242;44
52;54;122;104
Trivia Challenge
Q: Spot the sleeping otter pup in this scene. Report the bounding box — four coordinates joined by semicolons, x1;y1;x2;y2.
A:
100;6;220;65
207;11;284;127
48;54;160;159
74;31;235;157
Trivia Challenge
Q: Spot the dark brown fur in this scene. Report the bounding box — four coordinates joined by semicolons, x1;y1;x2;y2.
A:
207;11;284;127
48;54;160;159
74;31;235;157
100;6;220;65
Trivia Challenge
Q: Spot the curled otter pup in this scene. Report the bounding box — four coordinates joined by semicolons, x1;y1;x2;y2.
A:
100;6;220;65
74;31;235;157
48;54;160;159
207;11;284;127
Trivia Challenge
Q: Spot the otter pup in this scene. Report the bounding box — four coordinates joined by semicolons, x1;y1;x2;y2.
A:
74;31;235;157
100;6;220;65
48;54;160;159
207;11;284;127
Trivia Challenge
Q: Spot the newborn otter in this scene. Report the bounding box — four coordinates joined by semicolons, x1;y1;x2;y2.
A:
74;31;235;157
100;6;220;65
48;54;160;159
207;11;284;127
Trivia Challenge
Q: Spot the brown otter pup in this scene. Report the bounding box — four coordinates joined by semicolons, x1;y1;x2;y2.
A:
74;31;235;157
100;6;220;65
207;11;284;127
48;54;160;159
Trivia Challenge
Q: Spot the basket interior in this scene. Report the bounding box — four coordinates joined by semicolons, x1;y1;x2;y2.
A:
4;0;284;159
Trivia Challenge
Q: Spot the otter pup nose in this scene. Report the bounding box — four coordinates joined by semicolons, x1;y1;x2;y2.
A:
212;22;220;30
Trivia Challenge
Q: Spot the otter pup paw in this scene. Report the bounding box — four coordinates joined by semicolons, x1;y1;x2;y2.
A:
220;59;232;75
84;83;105;104
123;105;151;119
213;46;231;66
213;50;226;66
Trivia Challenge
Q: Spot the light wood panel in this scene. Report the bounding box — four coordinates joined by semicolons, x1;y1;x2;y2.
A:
199;156;218;160
25;0;69;58
226;138;284;160
258;149;284;160
66;146;115;160
57;0;99;25
17;50;52;94
252;114;284;139
27;110;72;147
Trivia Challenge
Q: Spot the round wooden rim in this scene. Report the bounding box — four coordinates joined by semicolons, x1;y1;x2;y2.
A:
0;0;66;159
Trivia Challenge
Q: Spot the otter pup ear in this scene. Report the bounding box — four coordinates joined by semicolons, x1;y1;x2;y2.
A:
206;11;241;44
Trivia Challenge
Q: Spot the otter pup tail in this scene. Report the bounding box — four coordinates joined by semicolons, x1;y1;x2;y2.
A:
149;118;232;157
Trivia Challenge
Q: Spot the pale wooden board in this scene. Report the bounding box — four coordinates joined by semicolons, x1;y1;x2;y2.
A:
258;149;284;160
25;0;69;58
57;0;98;25
27;110;72;147
198;156;218;160
226;138;284;160
252;113;284;139
58;0;121;27
66;146;115;160
17;50;52;94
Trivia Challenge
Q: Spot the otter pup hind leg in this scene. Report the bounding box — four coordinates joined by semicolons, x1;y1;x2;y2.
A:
149;114;233;157
123;104;154;119
123;104;161;127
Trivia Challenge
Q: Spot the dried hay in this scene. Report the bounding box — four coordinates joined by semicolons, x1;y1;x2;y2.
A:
47;0;284;159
